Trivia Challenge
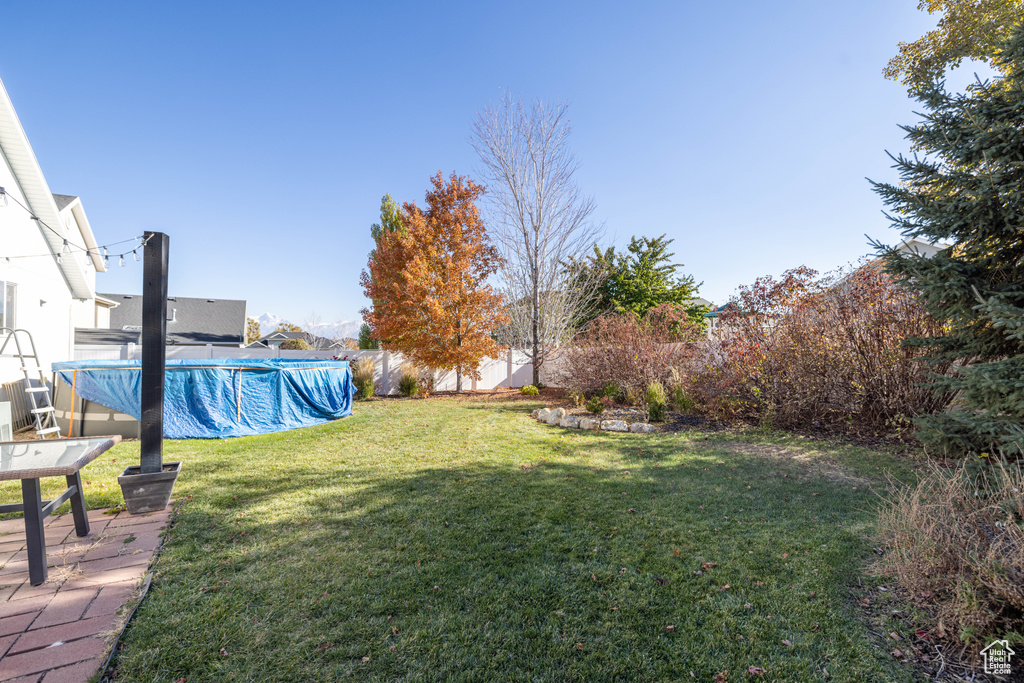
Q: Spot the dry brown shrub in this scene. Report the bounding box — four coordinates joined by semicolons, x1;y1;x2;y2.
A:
554;304;703;400
686;262;953;432
877;461;1024;645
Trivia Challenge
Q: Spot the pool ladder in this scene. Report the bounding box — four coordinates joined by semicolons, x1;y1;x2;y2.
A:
0;328;61;439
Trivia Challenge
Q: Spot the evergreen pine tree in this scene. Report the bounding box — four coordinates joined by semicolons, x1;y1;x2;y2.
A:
572;235;707;328
872;25;1024;457
357;322;379;350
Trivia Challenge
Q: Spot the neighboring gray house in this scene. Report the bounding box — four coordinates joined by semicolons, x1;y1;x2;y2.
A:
75;293;247;346
249;330;342;350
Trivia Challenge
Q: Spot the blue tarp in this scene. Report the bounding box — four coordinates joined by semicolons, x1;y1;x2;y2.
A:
52;359;355;439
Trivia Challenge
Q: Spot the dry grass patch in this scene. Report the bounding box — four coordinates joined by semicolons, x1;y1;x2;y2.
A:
876;460;1024;647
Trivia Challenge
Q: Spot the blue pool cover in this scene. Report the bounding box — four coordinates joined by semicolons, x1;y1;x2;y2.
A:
52;359;355;439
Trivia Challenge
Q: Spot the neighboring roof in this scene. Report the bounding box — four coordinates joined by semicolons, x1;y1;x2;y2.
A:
94;295;120;308
53;193;106;272
75;328;141;345
896;238;950;258
245;340;270;349
101;293;247;345
0;78;95;298
705;302;739;318
259;331;305;342
52;193;77;211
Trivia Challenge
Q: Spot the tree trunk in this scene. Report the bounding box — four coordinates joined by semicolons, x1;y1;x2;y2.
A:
456;368;463;393
532;280;540;386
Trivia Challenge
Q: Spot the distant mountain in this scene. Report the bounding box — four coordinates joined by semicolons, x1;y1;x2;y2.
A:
255;313;360;341
255;313;288;336
308;320;361;341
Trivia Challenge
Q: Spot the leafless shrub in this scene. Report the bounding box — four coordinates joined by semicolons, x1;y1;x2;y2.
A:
554;304;703;401
686;262;953;432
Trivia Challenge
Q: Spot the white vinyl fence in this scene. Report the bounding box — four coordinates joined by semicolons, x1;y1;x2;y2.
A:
73;345;547;394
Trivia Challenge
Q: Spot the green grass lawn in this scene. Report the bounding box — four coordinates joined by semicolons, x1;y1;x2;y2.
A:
1;398;921;682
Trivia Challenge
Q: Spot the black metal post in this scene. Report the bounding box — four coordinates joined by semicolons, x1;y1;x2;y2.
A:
140;232;168;475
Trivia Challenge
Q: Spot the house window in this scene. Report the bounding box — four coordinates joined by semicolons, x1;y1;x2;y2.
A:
0;281;16;328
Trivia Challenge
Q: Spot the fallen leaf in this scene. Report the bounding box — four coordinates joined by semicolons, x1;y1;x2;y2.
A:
748;666;766;675
891;649;904;659
782;639;793;646
744;603;752;609
673;550;680;557
782;553;789;558
219;648;228;657
315;643;331;653
362;656;370;663
627;508;637;514
666;625;675;631
889;632;901;641
654;576;671;585
713;671;728;683
701;561;718;572
576;643;584;650
721;584;731;591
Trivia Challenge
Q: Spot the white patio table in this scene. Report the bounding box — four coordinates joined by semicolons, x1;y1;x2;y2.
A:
0;436;121;585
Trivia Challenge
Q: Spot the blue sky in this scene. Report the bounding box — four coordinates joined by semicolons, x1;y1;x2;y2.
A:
0;2;980;326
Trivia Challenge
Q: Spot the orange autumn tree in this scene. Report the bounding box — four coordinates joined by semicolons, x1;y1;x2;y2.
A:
360;171;507;392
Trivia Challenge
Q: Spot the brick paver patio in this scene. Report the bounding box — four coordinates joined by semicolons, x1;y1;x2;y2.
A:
0;507;171;682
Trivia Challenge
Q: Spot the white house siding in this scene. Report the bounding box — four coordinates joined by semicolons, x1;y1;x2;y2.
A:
0;165;79;386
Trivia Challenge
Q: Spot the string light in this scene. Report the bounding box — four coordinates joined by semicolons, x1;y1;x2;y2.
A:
119;255;125;267
0;186;153;264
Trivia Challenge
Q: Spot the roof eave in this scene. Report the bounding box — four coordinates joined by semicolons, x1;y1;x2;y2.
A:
0;79;95;298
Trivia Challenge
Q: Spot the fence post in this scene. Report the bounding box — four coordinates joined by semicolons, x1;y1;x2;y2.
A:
381;350;390;395
125;343;135;360
206;343;213;359
507;347;513;388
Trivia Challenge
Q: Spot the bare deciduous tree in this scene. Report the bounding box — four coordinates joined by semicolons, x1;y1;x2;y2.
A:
471;95;602;385
301;313;334;351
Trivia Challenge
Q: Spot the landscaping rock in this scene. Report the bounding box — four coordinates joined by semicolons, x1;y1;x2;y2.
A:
629;423;655;433
601;419;629;432
537;408;551;422
545;408;566;425
579;418;600;430
559;415;580;429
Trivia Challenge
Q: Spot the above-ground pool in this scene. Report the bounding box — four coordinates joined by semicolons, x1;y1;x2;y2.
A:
52;359;355;439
